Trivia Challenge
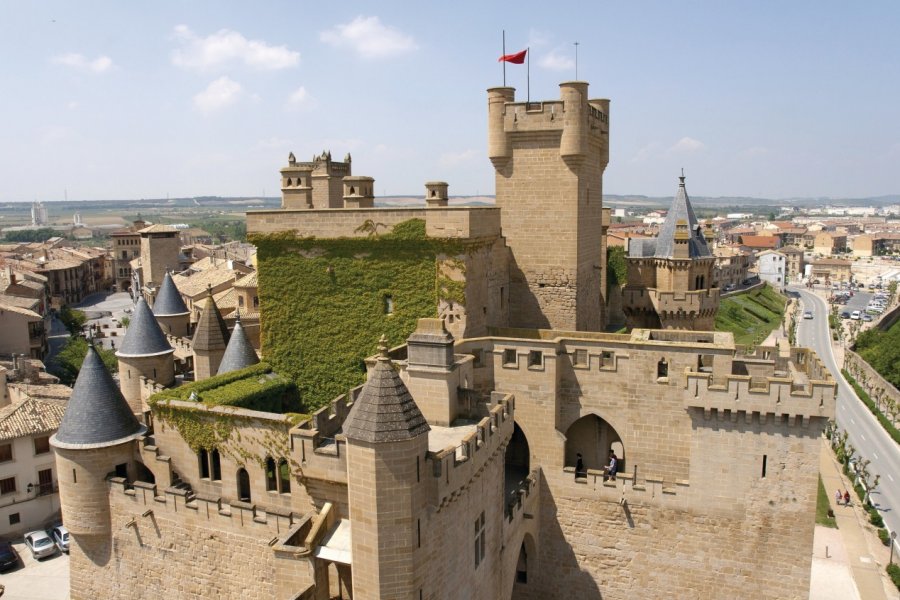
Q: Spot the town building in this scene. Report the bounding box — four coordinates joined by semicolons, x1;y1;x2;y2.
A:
781;246;806;282
813;231;848;256
0;358;72;536
756;250;787;291
810;258;853;283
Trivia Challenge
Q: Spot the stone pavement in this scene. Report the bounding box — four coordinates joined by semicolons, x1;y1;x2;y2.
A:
0;542;69;599
818;439;894;600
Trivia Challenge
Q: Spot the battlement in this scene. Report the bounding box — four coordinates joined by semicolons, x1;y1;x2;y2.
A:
550;467;693;511
291;386;364;485
487;82;609;168
247;206;502;240
427;393;515;511
107;477;302;537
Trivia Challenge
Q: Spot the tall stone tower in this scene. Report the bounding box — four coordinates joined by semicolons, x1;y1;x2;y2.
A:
152;271;191;337
488;82;610;331
50;346;146;598
139;224;181;291
192;290;230;380
116;297;175;417
280;151;352;209
344;338;430;600
623;174;719;330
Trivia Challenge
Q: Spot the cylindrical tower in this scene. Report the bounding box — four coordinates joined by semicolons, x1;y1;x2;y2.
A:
116;297;175;416
559;81;588;163
487;87;515;166
152;271;191;337
51;346;147;585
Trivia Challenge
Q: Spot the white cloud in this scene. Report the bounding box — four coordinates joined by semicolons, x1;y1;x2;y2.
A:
668;137;706;153
52;53;114;73
630;141;665;163
193;77;243;114
538;48;574;71
172;25;299;70
286;86;316;110
320;16;417;59
439;149;479;167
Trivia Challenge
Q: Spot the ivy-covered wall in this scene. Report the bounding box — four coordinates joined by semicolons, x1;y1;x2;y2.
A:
250;219;465;410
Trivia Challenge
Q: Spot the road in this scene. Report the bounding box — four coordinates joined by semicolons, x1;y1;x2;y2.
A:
794;286;900;541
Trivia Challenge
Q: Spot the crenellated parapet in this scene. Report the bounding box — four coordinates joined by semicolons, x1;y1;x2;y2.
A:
427;393;515;510
291;387;363;485
684;368;835;424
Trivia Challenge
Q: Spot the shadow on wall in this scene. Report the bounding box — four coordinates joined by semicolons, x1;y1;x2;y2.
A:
531;477;604;599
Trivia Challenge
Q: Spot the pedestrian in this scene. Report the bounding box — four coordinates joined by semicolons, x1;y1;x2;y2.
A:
604;450;618;481
835;489;843;506
843;490;851;506
575;453;586;479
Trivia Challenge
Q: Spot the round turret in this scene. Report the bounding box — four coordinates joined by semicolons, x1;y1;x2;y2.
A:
51;346;146;542
559;81;589;163
116;297;175;415
153;271;191;337
487;87;515;166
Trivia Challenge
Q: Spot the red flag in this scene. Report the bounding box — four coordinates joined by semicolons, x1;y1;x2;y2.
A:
498;49;527;64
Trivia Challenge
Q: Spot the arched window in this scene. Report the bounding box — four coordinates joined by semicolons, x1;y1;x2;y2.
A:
278;458;291;494
237;468;251;502
211;449;222;481
265;457;277;492
198;448;210;479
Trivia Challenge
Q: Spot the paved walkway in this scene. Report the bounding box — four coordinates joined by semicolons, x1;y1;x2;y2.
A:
818;439;894;600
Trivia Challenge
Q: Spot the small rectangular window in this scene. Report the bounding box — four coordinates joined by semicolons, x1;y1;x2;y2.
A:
384;295;394;315
474;511;486;567
600;351;614;368
503;349;517;367
528;351;543;368
573;349;588;367
8;513;19;526
0;444;11;463
33;435;50;455
0;477;15;495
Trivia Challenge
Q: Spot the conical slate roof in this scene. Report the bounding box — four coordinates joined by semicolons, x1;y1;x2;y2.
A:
192;292;230;351
217;318;259;375
117;298;174;357
51;346;146;449
344;338;429;443
153;272;189;317
653;175;712;259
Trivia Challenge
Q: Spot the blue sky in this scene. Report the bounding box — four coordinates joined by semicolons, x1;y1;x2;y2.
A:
1;1;898;202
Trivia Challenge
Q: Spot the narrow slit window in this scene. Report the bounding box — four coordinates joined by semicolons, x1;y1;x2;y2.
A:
761;455;767;478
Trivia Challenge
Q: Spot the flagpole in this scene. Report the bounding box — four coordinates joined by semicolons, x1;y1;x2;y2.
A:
502;30;506;86
527;47;530;104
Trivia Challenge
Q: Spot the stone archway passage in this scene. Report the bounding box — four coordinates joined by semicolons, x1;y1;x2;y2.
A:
564;414;624;474
505;423;530;502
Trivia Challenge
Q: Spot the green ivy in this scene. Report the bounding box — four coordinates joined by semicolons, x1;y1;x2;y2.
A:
606;246;627;296
250;219;472;410
148;362;301;413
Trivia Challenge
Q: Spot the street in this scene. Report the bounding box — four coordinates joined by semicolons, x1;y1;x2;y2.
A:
793;286;900;544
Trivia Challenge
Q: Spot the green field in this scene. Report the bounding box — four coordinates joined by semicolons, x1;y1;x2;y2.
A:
714;284;787;346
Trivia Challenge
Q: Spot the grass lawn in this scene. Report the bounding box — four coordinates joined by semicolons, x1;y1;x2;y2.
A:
715;284;787;346
816;474;837;528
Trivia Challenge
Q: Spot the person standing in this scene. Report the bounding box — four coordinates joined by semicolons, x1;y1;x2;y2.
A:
605;450;618;481
843;490;851;506
835;489;843;506
575;453;586;479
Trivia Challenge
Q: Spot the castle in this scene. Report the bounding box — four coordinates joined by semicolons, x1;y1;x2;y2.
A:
51;81;834;599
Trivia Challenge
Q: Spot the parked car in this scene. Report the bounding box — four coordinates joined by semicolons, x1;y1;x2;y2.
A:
723;283;735;292
803;311;814;319
863;314;874;322
851;310;861;320
840;311;851;319
23;530;56;559
0;541;19;572
49;525;69;553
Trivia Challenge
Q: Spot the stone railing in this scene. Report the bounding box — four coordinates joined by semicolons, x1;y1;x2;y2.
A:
550;465;691;511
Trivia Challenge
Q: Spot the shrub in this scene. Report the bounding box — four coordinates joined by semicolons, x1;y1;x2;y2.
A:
879;528;891;546
58;306;87;335
870;508;885;528
887;563;900;590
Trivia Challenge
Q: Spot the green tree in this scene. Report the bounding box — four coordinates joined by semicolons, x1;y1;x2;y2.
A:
2;228;57;242
53;337;118;385
606;246;628;296
58;306;87;335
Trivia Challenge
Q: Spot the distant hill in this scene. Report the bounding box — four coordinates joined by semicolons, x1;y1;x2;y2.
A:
604;194;900;209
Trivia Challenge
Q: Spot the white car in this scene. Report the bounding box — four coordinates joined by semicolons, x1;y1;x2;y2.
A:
49;525;70;553
23;530;56;559
803;311;814;319
850;310;861;320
